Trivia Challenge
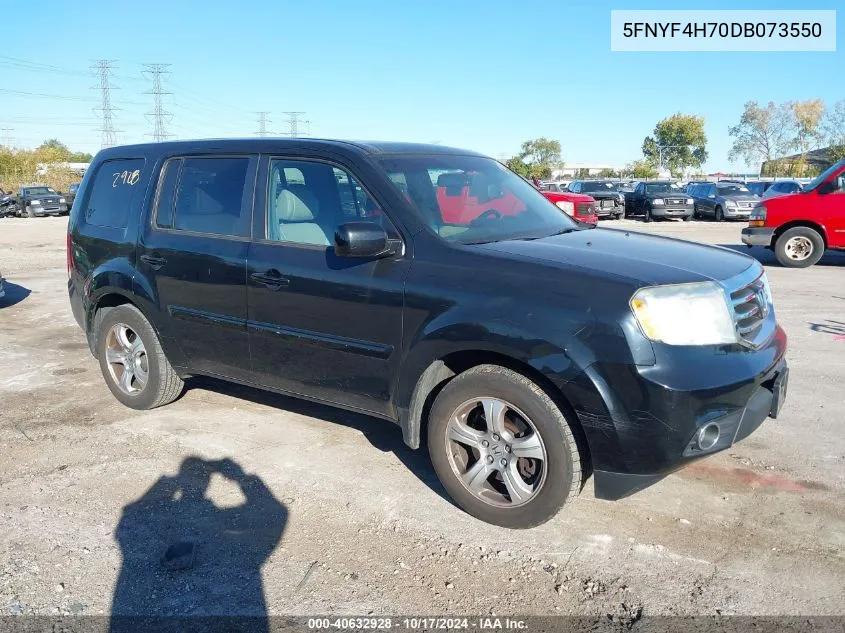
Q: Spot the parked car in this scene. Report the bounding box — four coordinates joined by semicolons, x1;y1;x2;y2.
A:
65;182;81;208
0;187;16;217
540;181;569;193
762;180;803;199
14;185;68;217
624;181;693;222
688;182;758;221
68;139;788;528
567;181;625;219
742;158;845;268
537;187;599;224
745;181;772;197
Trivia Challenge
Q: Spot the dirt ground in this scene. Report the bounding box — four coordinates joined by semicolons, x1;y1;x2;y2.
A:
1;216;843;619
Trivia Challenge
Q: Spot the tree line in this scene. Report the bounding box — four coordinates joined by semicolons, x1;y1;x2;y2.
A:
0;139;93;191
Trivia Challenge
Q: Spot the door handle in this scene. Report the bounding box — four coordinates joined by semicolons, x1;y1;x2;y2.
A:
250;269;290;290
140;253;167;270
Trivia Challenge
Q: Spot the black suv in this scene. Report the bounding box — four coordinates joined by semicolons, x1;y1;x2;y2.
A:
624;181;694;222
567;180;625;219
68;139;788;528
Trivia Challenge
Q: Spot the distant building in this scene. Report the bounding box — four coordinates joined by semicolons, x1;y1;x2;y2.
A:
761;147;835;177
551;163;624;178
35;162;90;177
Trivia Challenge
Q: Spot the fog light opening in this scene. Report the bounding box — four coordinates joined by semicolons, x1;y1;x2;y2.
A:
697;423;720;451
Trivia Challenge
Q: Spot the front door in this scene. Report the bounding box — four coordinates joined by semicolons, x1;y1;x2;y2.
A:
822;168;845;247
137;154;258;379
245;156;408;417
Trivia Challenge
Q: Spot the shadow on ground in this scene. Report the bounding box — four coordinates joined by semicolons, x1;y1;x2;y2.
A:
0;282;32;308
809;320;845;338
187;376;450;504
110;456;286;633
717;244;845;267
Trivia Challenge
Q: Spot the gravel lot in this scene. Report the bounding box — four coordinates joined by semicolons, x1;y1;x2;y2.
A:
1;216;843;619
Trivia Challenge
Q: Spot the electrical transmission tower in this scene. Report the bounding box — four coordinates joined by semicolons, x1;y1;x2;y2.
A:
1;128;13;148
91;60;121;149
255;112;271;137
282;112;307;137
142;63;173;142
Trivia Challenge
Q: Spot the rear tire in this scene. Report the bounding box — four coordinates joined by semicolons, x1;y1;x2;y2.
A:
427;365;583;529
774;226;825;268
95;304;184;409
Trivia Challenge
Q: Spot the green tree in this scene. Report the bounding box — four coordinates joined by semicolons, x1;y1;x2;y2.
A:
642;113;708;177
505;157;531;178
518;137;562;167
822;100;845;164
597;168;618;178
624;159;658;180
728;101;792;169
789;99;825;176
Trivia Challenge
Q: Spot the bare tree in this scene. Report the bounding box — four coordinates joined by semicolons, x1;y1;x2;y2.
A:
822;100;845;163
789;99;825;175
728;101;792;170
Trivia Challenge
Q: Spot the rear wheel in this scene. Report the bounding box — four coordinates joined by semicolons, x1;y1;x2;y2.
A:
774;226;824;268
427;365;583;528
95;304;184;409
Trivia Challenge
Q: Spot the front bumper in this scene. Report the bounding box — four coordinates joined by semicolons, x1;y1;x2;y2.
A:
650;205;693;218
561;325;788;500
742;226;775;247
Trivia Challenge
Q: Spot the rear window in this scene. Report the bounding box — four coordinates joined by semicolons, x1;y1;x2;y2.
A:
83;158;146;228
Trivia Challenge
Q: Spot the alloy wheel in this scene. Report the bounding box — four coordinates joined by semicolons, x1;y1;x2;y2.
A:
445;397;547;507
104;323;149;395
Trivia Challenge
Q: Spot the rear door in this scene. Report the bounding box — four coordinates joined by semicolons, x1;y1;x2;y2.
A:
137;154;258;379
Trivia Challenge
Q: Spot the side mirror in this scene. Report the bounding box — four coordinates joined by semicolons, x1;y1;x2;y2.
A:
817;180;835;195
334;221;394;258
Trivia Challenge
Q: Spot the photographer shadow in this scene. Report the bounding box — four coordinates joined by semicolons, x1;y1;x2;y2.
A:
110;457;287;633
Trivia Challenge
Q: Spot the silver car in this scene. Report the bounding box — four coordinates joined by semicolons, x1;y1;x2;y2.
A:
689;182;758;221
762;180;803;199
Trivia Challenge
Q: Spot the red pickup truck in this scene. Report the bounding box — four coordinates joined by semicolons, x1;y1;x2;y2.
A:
742;158;845;267
537;188;599;224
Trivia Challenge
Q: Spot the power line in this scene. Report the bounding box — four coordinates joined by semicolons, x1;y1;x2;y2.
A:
255;111;271;137
91;60;121;149
142;63;173;142
281;112;307;138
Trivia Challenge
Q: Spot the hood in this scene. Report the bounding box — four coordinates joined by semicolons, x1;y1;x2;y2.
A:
542;191;595;204
581;190;619;200
721;193;759;203
645;190;686;200
476;227;755;286
30;194;61;202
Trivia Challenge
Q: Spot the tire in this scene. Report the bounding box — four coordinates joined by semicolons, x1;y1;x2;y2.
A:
643;208;652;223
95;304;184;409
715;206;724;222
427;364;583;529
26;205;35;218
682;215;691;222
774;226;825;268
615;211;624;220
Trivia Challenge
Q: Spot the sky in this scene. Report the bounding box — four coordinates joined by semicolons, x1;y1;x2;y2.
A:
0;0;841;172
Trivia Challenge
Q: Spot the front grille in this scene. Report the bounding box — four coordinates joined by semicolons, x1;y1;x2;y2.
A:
667;198;687;205
729;273;769;344
598;199;614;209
575;202;596;217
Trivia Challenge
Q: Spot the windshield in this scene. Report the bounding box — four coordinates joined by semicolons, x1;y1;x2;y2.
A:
24;187;56;196
645;183;681;194
804;158;845;192
717;184;750;195
379;155;578;244
581;181;617;193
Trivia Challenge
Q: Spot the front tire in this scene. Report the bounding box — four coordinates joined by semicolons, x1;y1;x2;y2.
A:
715;206;724;222
643;207;652;223
427;365;583;528
95;304;184;409
774;226;825;268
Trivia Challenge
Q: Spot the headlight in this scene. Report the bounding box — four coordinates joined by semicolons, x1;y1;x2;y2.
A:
59;197;66;203
31;200;41;205
555;200;575;214
630;282;736;346
652;198;665;205
685;198;694;205
749;205;767;227
725;200;738;208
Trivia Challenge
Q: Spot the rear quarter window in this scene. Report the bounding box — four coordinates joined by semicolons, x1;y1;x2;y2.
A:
83;158;146;228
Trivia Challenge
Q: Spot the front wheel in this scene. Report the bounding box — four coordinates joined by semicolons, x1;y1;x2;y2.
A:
96;304;184;409
427;365;583;528
774;226;825;268
643;208;652;223
26;206;35;218
715;206;724;222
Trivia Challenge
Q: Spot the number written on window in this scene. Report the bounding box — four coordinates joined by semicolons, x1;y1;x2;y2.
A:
112;169;141;187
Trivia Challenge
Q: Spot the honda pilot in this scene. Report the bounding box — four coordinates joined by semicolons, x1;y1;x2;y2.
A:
68;139;788;528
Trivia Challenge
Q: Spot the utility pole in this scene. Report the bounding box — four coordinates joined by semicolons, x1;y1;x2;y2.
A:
142;63;173;142
1;128;13;148
91;60;120;149
282;112;306;137
255;111;271;137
